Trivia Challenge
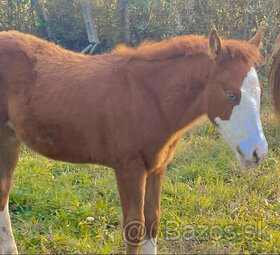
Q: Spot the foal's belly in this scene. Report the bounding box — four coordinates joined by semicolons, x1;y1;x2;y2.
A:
14;121;93;163
8;109;98;164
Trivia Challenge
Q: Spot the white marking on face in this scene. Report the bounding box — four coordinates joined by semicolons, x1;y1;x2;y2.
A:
215;67;268;167
0;201;18;254
142;238;157;254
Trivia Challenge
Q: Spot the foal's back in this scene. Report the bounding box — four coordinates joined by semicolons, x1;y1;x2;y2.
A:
0;31;138;166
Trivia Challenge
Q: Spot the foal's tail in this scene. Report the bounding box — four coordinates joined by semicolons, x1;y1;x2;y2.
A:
270;34;280;115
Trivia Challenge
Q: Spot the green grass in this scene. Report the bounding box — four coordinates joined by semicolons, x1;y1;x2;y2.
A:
11;84;280;254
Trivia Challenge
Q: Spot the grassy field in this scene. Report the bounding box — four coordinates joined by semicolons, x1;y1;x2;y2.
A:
11;81;280;254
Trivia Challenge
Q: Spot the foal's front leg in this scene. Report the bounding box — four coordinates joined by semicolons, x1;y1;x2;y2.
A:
142;167;166;255
115;162;147;254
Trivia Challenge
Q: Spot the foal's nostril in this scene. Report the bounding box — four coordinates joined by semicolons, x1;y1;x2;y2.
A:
237;145;244;157
253;150;260;164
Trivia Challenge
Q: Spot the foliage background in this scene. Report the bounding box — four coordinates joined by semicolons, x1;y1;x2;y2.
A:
0;0;279;60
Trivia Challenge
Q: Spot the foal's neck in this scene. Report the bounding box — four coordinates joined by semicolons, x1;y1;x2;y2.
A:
142;54;211;134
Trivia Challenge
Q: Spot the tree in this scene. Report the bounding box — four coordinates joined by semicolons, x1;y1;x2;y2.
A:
119;0;131;44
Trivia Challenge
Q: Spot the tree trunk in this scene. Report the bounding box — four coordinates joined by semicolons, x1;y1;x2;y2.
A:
120;0;131;45
36;0;51;38
7;0;13;28
243;0;251;40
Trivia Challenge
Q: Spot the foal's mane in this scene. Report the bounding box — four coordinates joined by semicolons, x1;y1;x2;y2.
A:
112;35;261;64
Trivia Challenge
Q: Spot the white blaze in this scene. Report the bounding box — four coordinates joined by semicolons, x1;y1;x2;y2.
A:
215;67;267;167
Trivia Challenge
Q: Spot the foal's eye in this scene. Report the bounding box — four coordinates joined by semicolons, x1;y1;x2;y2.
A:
226;93;238;102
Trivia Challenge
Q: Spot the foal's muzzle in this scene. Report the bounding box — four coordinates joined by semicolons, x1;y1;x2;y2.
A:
236;136;268;168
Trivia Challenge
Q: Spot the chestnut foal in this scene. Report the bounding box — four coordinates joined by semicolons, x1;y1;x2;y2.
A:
0;29;267;254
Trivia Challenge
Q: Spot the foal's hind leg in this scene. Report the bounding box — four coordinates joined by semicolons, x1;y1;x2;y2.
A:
0;123;20;254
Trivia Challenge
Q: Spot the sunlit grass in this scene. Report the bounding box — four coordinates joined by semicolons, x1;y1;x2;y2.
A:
11;83;280;253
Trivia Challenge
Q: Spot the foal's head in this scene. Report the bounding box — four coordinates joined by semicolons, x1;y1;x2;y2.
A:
205;29;267;168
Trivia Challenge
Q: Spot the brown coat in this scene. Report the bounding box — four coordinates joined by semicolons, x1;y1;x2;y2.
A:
0;30;262;254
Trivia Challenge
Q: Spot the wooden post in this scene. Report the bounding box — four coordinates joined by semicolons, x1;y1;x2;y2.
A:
80;0;100;44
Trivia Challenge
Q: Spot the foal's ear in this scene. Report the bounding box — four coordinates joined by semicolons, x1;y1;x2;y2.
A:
249;28;264;47
209;29;221;59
